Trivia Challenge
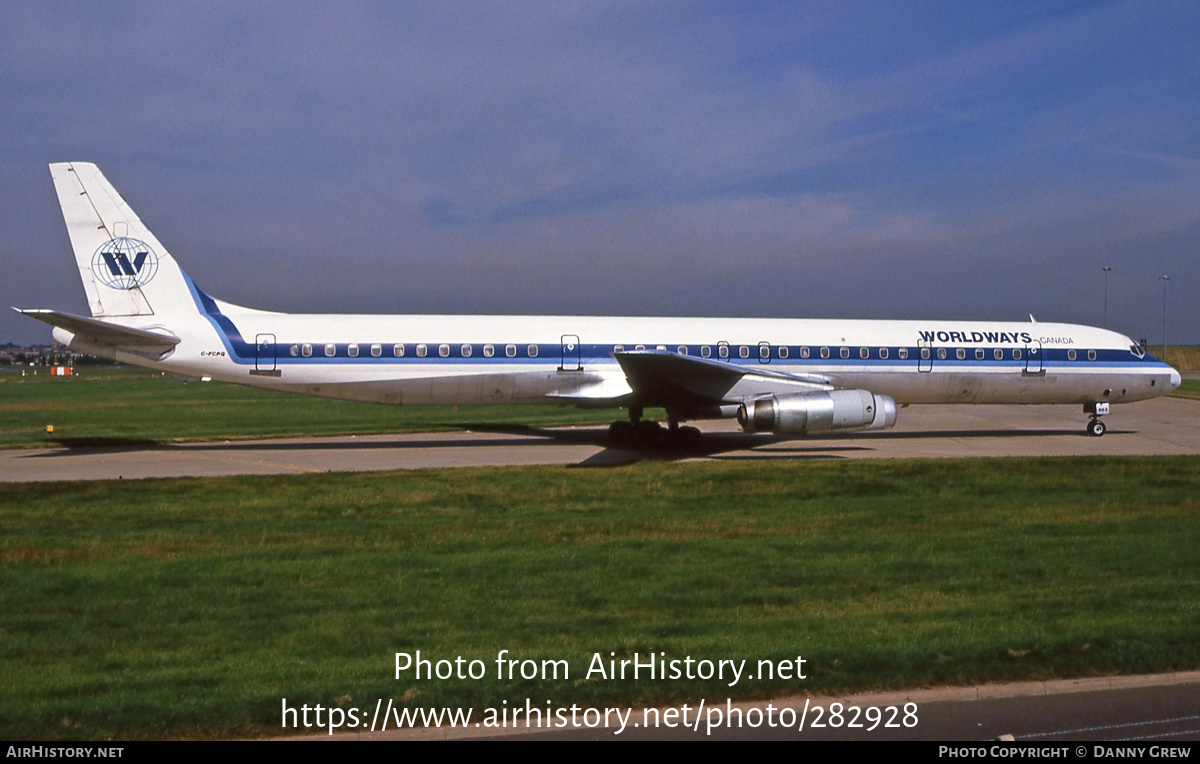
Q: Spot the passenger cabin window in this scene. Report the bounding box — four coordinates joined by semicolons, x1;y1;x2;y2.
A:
302;344;312;357
880;348;889;360
484;344;494;358
614;345;624;353
416;343;427;357
920;348;930;360
994;349;1003;360
779;346;789;359
718;345;729;358
1068;349;1077;361
975;349;984;360
739;346;750;358
1088;349;1097;361
506;344;516;357
898;348;908;360
324;343;336;357
636;344;646;351
800;347;810;358
371;344;382;357
937;348;947;360
528;344;538;357
656;345;667;351
859;347;869;359
678;345;688;355
840;347;850;359
289;344;300;357
461;344;472;357
759;344;770;359
1013;349;1022;360
439;344;450;357
820;347;830;359
348;343;359;358
956;348;966;360
701;346;711;358
392;344;403;357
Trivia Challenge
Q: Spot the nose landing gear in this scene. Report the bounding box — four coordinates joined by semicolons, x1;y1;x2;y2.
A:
1085;401;1110;437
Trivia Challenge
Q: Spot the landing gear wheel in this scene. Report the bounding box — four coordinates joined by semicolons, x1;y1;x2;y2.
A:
1087;419;1106;437
634;421;665;448
608;420;634;446
674;426;704;452
609;420;665;448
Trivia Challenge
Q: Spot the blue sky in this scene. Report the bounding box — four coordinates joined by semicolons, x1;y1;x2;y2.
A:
2;0;1197;345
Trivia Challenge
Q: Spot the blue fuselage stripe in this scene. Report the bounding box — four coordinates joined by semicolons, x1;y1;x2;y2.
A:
180;274;1171;373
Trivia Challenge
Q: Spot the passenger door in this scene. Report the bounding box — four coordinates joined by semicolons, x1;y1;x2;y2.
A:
560;334;582;372
254;333;277;374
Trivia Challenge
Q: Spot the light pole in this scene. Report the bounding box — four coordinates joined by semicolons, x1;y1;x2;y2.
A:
1158;275;1170;361
1102;266;1112;328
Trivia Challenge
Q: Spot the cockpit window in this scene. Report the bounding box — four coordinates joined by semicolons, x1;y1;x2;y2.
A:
1130;343;1145;359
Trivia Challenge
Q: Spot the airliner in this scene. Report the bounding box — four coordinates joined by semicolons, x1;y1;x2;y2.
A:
18;162;1181;449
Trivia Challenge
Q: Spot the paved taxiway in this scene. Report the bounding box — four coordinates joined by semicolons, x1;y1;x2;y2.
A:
2;397;1197;482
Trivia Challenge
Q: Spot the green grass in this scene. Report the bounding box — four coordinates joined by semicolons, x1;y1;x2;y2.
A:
2;456;1197;739
1170;379;1200;400
0;367;656;449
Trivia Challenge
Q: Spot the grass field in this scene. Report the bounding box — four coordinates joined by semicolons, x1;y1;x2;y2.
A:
2;456;1198;739
0;367;657;450
1171;379;1200;400
1158;345;1200;373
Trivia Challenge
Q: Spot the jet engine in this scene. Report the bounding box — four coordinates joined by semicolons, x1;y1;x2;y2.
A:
737;390;897;434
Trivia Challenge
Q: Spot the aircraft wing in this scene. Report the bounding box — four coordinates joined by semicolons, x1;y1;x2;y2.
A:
15;308;180;353
613;349;833;410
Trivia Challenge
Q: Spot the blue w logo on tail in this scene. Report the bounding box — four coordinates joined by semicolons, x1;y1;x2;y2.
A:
91;237;159;290
101;250;147;276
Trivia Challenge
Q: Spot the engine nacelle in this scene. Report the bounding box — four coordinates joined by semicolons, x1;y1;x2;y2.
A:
737;390;897;434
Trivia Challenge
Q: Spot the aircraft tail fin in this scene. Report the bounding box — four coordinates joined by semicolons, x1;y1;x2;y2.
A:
50;162;197;319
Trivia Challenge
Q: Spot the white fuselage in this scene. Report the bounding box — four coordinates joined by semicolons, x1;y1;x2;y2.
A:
75;281;1178;418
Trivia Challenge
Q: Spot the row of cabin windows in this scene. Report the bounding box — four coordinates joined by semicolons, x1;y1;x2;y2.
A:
618;345;1100;362
287;343;1100;362
290;343;538;358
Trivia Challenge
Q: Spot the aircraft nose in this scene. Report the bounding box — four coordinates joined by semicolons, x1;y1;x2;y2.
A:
1169;368;1181;391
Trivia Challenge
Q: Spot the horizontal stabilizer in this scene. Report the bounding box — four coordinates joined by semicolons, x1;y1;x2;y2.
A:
16;308;180;351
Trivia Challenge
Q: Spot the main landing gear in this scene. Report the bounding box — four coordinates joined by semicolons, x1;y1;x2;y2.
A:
1085;401;1110;437
608;405;704;451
